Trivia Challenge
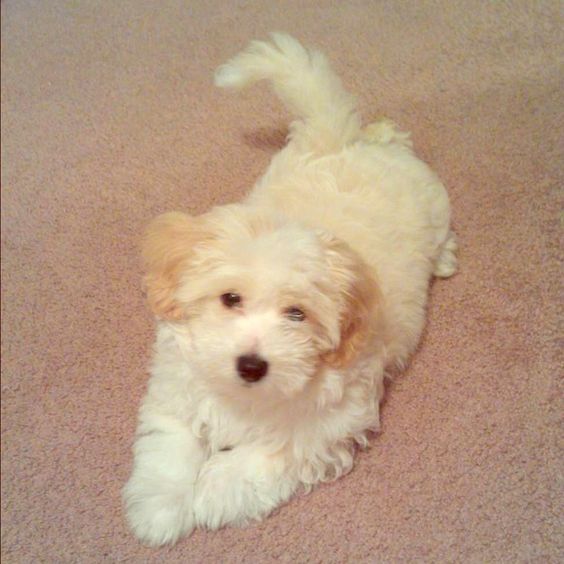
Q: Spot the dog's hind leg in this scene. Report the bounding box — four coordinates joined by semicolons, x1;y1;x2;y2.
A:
360;119;413;148
434;231;458;278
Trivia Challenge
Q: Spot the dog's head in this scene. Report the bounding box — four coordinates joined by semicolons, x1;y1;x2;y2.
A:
142;205;382;404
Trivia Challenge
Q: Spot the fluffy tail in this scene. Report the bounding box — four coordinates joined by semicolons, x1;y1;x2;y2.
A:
214;33;361;154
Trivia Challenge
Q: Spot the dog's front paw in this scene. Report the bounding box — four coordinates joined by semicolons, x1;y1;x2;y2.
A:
193;448;292;530
123;478;195;546
193;457;262;529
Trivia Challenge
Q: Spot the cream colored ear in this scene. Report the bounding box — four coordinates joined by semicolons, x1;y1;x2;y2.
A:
142;212;210;320
319;234;381;368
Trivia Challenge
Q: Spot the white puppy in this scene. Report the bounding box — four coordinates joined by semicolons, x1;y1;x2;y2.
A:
123;33;457;546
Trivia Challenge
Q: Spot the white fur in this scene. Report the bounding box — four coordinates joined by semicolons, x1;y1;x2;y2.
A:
123;33;457;546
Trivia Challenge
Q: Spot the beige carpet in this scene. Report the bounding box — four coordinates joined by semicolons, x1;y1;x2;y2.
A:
2;1;562;561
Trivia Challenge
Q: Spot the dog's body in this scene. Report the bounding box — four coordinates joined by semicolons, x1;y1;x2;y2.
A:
124;34;457;546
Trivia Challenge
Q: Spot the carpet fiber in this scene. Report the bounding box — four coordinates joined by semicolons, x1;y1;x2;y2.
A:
2;1;562;561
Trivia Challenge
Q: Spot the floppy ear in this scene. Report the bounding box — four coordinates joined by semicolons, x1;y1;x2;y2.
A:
142;212;211;320
319;235;382;368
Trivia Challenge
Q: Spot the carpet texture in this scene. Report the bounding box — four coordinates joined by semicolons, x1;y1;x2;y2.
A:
2;1;562;562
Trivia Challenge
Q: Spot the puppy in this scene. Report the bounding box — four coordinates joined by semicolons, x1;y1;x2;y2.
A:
123;33;457;546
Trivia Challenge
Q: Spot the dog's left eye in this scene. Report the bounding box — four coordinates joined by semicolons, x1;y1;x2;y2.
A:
285;307;306;322
221;293;242;308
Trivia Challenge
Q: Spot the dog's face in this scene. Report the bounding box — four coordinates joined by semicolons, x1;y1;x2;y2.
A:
142;205;379;405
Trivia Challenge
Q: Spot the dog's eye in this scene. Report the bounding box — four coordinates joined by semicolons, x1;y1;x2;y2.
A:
221;293;242;308
285;307;306;322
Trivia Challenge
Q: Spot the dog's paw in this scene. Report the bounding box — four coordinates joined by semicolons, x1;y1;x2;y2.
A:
193;458;263;529
123;479;195;546
193;448;289;530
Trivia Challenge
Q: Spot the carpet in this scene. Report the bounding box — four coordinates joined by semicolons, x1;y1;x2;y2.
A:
2;0;562;561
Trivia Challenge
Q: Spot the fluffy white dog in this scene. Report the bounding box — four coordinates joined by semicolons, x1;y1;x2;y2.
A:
123;33;457;546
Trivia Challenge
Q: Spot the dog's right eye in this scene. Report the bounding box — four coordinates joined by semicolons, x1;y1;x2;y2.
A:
220;292;242;308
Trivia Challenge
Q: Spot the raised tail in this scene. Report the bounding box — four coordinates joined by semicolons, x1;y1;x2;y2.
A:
214;33;362;154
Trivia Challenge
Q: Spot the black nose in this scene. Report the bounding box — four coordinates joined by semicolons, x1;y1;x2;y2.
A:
237;354;269;383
